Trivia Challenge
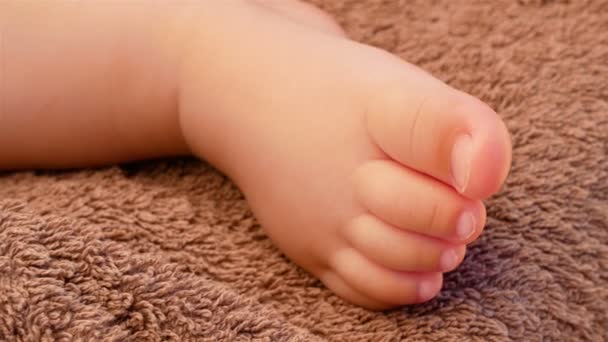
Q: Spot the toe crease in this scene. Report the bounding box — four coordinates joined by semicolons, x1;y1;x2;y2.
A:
426;202;439;234
407;97;427;164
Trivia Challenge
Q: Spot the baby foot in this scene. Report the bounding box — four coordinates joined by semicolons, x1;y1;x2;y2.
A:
178;0;511;309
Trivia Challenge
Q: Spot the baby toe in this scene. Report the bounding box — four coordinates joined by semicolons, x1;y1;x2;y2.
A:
365;68;512;199
329;247;444;305
353;160;486;243
344;214;466;272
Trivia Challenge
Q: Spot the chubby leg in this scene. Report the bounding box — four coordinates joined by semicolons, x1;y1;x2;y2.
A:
0;1;190;168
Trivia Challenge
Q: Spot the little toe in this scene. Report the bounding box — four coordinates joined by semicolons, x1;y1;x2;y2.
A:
320;271;394;310
353;160;486;243
344;214;466;272
329;248;443;305
365;68;512;199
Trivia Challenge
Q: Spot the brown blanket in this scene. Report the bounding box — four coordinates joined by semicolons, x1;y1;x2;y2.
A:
1;0;606;340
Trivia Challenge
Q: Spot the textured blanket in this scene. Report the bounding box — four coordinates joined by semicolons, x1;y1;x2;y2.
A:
1;0;606;340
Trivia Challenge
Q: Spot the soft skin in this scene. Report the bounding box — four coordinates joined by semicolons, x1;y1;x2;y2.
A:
0;0;511;309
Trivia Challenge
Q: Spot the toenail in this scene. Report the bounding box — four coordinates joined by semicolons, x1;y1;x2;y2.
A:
417;279;438;302
439;249;458;271
456;211;476;240
450;134;472;193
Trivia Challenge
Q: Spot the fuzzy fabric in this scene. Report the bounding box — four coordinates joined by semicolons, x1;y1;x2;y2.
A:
1;0;606;340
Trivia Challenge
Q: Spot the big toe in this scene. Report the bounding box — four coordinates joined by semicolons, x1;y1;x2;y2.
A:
365;63;512;200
